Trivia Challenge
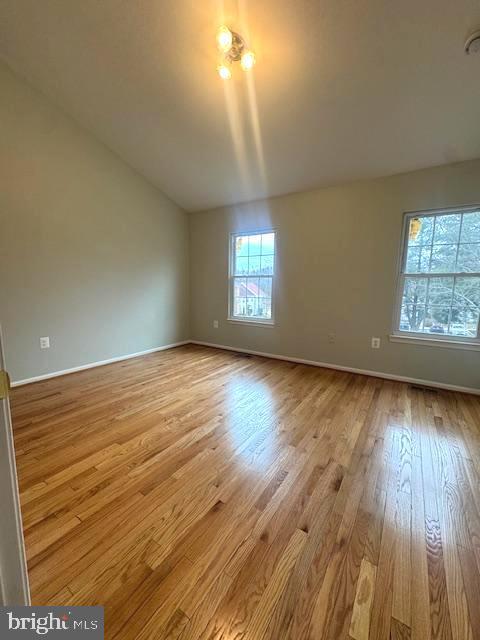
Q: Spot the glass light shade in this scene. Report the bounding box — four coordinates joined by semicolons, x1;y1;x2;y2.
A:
217;26;233;52
240;50;256;70
217;64;232;80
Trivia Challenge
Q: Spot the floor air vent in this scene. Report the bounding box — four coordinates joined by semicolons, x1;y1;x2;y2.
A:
409;384;438;392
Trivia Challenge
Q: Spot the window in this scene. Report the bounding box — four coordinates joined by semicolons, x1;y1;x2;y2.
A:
229;231;275;324
394;207;480;345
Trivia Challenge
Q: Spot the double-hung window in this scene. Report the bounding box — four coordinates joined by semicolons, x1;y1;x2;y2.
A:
229;231;275;324
393;207;480;346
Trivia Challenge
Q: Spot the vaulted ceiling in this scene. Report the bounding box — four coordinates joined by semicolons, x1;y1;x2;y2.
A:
1;1;480;211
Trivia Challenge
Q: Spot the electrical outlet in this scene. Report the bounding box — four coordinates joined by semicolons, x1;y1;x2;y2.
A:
213;320;219;329
371;337;380;349
328;333;335;344
40;336;50;349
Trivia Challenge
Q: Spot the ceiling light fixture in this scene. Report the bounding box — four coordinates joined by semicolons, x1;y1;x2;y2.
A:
216;26;255;78
465;30;480;54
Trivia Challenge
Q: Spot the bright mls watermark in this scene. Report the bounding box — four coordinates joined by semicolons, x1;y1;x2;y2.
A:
0;607;103;638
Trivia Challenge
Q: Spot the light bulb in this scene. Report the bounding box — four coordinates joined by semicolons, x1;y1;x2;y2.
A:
217;64;232;80
217;26;233;52
241;50;256;71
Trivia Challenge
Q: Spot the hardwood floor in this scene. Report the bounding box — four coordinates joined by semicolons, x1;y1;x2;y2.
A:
11;344;480;640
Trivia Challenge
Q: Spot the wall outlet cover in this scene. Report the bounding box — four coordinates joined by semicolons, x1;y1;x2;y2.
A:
371;337;381;349
40;336;50;349
213;320;219;329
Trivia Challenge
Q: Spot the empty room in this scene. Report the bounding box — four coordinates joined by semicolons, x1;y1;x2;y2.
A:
1;2;480;639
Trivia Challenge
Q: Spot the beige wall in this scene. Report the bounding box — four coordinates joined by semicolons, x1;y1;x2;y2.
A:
1;60;479;390
0;63;189;382
190;160;480;390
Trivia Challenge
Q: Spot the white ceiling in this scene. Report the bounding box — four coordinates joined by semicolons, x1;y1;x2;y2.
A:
1;1;480;211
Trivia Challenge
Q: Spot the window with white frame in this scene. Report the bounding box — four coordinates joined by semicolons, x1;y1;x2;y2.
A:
229;231;275;323
394;207;480;343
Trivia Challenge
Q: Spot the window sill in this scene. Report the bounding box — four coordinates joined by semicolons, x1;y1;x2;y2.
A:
227;317;275;328
389;334;480;351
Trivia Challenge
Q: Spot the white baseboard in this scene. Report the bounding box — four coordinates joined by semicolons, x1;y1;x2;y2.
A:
11;338;479;396
191;340;480;396
11;341;190;387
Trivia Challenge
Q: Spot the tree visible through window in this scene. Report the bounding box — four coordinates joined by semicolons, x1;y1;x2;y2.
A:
230;232;275;322
395;208;480;341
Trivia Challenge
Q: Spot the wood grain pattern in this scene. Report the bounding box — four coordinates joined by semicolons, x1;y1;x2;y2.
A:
10;344;480;640
349;558;377;640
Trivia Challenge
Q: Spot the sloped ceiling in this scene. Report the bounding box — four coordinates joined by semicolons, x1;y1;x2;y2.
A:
1;0;480;211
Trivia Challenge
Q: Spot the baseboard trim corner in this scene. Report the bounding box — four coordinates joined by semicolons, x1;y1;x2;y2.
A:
190;340;480;396
11;341;190;387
